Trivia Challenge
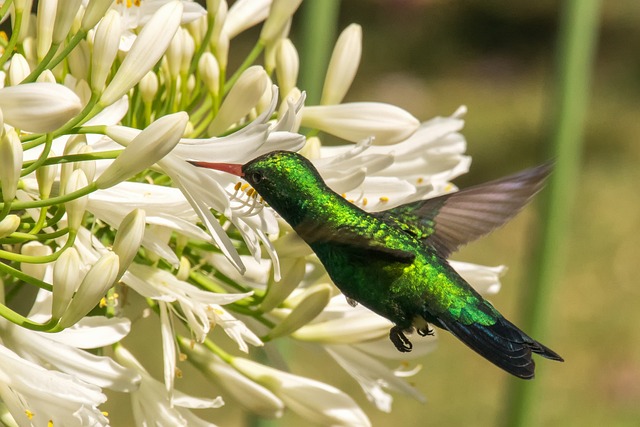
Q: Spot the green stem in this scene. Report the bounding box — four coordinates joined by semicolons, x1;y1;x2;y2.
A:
0;302;58;331
298;0;341;105
0;182;98;211
223;41;265;95
0;261;52;291
503;2;601;427
0;5;21;69
22;42;60;83
21;133;53;177
188;15;216;77
0;230;75;263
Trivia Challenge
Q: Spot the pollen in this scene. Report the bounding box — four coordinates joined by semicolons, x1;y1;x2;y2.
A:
362;197;368;206
179;352;188;362
48;421;53;427
234;182;242;191
246;188;255;197
240;183;250;191
25;410;34;420
99;297;108;308
341;193;347;198
417;177;424;184
175;367;183;378
379;196;389;203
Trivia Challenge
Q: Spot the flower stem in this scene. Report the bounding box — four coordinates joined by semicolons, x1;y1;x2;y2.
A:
298;0;341;105
503;1;601;426
0;302;58;331
0;5;22;69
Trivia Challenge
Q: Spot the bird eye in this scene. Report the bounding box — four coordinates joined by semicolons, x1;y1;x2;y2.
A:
251;171;264;183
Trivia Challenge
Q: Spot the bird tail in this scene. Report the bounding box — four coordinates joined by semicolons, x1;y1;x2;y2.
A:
435;315;564;379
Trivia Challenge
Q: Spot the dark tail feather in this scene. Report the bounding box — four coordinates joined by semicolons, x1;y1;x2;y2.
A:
436;316;563;379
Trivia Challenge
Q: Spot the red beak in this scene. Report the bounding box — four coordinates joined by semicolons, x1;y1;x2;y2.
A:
188;161;244;177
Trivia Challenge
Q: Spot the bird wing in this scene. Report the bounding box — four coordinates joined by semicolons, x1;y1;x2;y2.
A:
376;162;552;258
295;219;416;264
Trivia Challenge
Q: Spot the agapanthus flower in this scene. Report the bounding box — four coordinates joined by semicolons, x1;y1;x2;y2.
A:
0;1;513;425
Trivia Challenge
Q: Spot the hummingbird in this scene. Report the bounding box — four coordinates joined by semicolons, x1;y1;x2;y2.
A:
191;151;563;379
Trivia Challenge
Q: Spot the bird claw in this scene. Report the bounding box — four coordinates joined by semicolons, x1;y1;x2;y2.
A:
390;326;413;352
417;325;434;337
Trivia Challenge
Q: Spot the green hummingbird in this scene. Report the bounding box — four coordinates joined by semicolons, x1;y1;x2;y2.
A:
191;151;563;379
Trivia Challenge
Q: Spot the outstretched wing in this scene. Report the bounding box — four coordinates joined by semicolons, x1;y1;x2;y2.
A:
377;162;552;258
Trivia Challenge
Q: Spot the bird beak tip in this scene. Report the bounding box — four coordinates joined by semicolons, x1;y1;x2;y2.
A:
188;160;244;177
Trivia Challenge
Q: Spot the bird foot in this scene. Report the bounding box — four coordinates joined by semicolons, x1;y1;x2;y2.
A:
390;326;413;352
417;325;434;337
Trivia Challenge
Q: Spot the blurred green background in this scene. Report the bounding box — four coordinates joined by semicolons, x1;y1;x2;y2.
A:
285;1;638;426
111;1;639;426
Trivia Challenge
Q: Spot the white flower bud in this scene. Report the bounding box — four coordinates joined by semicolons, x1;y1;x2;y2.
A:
139;71;158;105
0;127;22;203
274;38;298;100
0;83;82;133
181;30;195;75
207;65;268;135
112;209;146;279
266;284;332;340
36;0;57;61
301;102;420;145
8;53;30;85
36;69;57;83
12;0;33;43
0;215;20;239
52;247;84;319
258;257;305;312
59;135;87;195
166;27;185;79
91;10;121;93
52;0;82;44
67;39;90;82
36;154;58;199
59;251;119;328
321;24;362;105
100;1;184;106
176;256;190;281
20;242;53;280
82;0;115;32
96;112;188;189
223;0;270;39
65;169;89;231
259;0;301;44
77;144;96;182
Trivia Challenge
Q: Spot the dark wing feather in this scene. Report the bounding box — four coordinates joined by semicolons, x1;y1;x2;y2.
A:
378;162;553;258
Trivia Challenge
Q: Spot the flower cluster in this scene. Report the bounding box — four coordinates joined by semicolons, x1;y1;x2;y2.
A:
0;1;506;425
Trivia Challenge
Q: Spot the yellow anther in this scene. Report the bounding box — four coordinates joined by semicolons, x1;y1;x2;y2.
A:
348;199;355;204
175;367;183;378
240;183;250;191
379;196;389;202
99;297;108;308
416;177;424;184
179;353;187;362
48;420;53;427
0;32;8;42
341;193;347;198
234;182;242;191
25;410;34;420
444;183;454;192
362;197;368;206
246;188;255;197
102;411;109;417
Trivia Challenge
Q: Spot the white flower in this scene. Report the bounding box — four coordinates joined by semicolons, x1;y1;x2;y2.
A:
0;344;109;426
223;0;272;39
100;1;184;106
115;346;222;427
231;356;371;427
301;102;420;145
0;318;140;393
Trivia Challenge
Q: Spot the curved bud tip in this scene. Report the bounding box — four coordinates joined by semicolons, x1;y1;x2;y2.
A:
189;161;244;177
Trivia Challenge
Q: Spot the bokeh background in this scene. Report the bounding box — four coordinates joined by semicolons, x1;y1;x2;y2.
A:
106;1;638;426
